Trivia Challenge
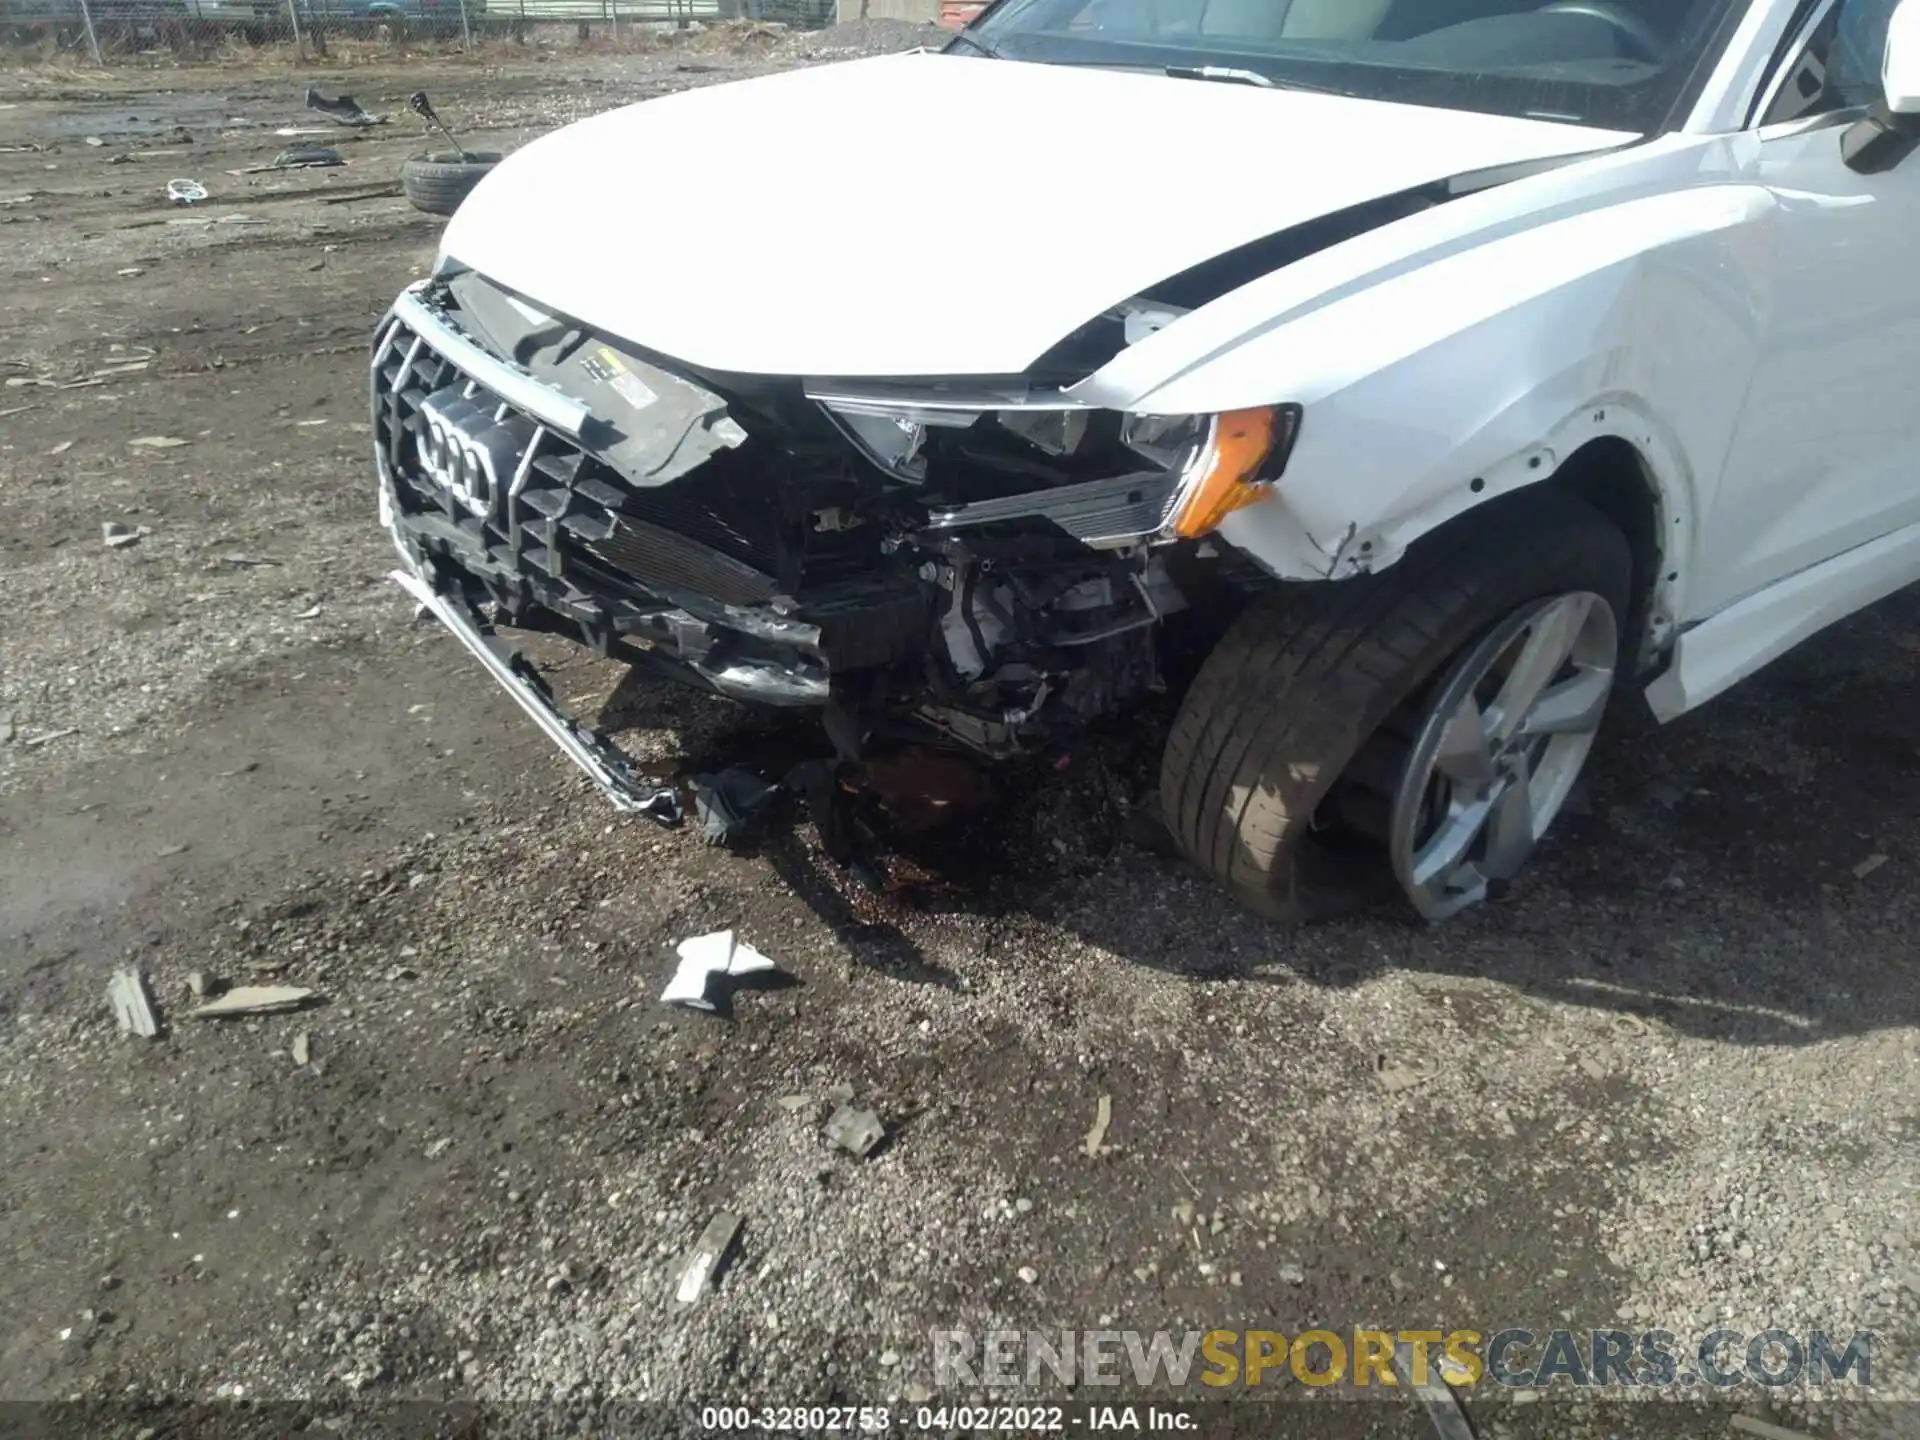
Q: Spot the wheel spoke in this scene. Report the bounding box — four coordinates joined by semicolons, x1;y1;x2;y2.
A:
1483;774;1537;878
1432;697;1496;785
1489;595;1589;742
1521;665;1612;737
1410;794;1492;890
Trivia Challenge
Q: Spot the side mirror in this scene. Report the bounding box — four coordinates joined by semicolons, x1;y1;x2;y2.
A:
1843;0;1920;173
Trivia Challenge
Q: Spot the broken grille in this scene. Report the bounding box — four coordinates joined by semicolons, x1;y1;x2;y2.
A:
372;314;781;611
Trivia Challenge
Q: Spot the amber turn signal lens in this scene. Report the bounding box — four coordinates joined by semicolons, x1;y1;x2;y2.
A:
1169;406;1297;540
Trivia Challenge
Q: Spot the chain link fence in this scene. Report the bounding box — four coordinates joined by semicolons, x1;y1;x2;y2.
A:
0;0;840;62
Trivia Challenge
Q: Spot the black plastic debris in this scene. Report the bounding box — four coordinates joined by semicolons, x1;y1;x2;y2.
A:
305;87;382;128
271;146;344;170
690;768;778;845
784;757;853;864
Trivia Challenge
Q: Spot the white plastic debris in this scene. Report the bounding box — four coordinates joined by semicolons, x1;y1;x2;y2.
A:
107;968;159;1038
187;985;314;1019
1729;1415;1817;1440
1083;1093;1112;1157
674;1211;743;1304
661;930;778;1012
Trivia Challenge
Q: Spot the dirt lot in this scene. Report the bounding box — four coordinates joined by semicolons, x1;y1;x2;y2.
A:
2;28;1918;1440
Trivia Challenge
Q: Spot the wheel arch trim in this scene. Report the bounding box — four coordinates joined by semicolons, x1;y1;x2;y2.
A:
1218;393;1702;672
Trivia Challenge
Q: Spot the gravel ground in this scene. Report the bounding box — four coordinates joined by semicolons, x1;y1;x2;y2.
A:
1;28;1917;1440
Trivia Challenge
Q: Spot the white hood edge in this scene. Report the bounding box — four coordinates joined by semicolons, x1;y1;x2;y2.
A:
442;52;1632;380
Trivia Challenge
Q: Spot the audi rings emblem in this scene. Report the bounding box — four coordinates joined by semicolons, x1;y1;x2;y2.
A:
416;385;537;518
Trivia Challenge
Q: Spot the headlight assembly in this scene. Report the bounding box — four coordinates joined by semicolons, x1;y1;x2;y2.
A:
1148;405;1303;539
808;384;1302;542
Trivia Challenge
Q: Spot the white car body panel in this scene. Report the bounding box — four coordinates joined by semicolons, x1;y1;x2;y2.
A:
437;0;1920;724
1687;111;1920;618
440;52;1630;378
1889;0;1920;111
1647;516;1920;719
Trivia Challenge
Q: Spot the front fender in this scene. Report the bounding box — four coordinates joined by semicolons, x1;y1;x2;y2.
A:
1073;145;1779;640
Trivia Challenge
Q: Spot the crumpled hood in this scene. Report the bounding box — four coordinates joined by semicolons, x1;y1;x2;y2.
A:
443;51;1631;379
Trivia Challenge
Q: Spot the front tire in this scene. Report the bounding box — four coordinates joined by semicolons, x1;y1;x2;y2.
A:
1160;489;1631;923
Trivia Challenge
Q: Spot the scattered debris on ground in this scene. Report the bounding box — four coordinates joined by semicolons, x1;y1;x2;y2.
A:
1083;1093;1112;1157
106;969;159;1039
674;1212;743;1305
660;930;781;1013
306;88;384;128
228;147;345;177
823;1103;885;1160
1728;1415;1817;1440
690;767;779;845
101;521;148;549
186;985;315;1019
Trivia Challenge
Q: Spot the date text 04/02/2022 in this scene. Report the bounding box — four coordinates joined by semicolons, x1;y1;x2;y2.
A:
697;1404;1196;1431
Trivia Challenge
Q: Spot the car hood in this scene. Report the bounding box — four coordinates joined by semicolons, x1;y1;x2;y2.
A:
442;51;1631;379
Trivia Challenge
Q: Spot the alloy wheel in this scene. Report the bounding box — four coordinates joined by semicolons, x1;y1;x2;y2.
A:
1387;591;1618;920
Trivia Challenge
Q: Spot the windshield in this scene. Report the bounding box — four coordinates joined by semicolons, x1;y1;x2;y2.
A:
961;0;1745;132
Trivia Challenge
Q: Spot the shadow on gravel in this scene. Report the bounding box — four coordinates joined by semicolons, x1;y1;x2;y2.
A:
598;593;1920;1051
761;830;960;990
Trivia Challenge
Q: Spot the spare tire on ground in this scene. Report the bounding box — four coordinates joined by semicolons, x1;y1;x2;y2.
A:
400;151;503;218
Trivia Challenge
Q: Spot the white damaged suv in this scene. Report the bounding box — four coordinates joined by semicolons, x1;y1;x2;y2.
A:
374;0;1920;922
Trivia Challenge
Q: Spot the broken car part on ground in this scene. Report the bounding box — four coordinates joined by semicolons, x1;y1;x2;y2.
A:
377;0;1920;924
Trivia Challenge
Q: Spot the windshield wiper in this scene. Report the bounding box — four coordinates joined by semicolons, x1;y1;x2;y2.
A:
1164;64;1276;88
1164;65;1359;98
946;32;1004;59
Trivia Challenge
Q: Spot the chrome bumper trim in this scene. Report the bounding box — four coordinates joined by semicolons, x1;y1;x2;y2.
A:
391;283;591;439
388;567;679;821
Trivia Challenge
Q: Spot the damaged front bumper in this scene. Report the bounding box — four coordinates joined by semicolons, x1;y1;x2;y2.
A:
374;287;848;811
374;274;1277;793
373;285;923;712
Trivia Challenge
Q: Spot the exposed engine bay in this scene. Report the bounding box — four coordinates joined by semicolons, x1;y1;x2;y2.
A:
375;271;1295;765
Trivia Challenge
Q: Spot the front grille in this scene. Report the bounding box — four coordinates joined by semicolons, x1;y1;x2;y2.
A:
373;314;782;611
